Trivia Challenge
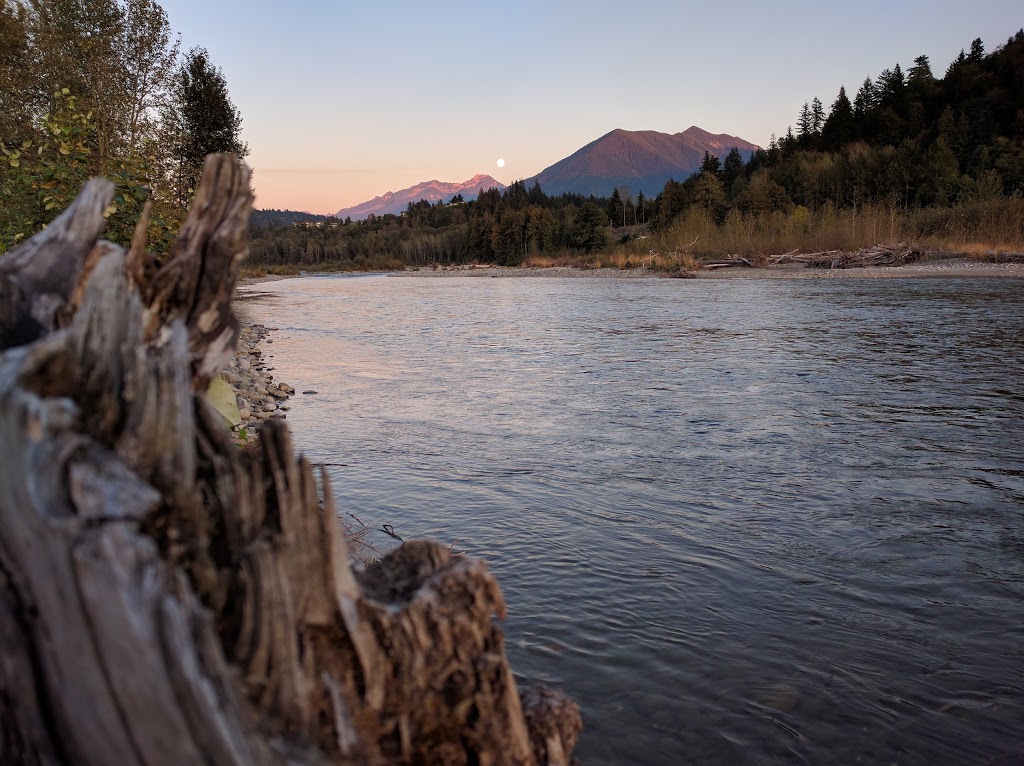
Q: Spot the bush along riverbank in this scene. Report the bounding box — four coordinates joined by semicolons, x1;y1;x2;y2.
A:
217;322;294;437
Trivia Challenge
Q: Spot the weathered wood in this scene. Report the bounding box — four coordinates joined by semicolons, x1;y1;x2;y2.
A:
0;154;580;765
767;243;924;269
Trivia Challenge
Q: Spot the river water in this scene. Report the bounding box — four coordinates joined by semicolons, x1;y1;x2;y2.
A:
238;274;1024;765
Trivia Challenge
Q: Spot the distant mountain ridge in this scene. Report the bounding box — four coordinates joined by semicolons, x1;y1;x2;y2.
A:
525;126;760;198
335;174;505;220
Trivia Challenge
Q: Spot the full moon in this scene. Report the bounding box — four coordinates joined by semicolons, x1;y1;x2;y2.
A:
496;158;505;168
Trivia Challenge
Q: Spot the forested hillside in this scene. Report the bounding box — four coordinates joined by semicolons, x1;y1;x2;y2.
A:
250;30;1024;271
0;0;247;253
641;31;1024;260
248;184;611;270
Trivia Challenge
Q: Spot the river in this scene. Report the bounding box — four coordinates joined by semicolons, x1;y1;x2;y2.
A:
238;273;1024;765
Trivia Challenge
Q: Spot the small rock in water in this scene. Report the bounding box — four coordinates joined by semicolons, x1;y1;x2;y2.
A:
302;390;318;395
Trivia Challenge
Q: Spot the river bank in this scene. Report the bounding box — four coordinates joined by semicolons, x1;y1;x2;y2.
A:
219;322;295;435
388;257;1024;279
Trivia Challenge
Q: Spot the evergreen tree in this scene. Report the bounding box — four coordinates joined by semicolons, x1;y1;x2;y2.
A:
607;188;622;228
572;202;607;252
907;55;935;88
877;63;907;110
821;86;855;150
168;46;248;205
853;77;878;118
722;147;745;193
968;37;985;62
796;101;813;144
527;180;544;205
699;151;722;177
811;97;826;136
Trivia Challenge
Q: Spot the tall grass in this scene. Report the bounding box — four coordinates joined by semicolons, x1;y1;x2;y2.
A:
629;198;1024;267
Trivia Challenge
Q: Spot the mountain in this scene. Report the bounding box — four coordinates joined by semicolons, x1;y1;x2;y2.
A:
334;174;505;220
524;126;760;198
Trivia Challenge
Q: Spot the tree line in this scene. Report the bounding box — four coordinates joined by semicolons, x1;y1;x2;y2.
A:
0;0;247;252
248;183;612;269
647;31;1024;237
251;29;1023;271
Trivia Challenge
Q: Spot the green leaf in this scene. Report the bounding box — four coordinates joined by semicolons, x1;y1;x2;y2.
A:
207;377;242;427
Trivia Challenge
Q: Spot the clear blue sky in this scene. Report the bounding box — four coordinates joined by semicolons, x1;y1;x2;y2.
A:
160;0;1023;214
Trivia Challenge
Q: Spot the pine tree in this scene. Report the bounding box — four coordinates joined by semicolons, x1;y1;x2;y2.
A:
607;188;622;228
821;86;855;150
877;63;906;110
853;77;878;118
168;46;248;205
796;101;813;144
968;37;985;62
699;151;722;177
907;55;934;87
811;97;826;137
0;1;35;145
722;147;745;191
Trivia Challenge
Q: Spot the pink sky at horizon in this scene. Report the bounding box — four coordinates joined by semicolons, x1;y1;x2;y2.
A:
161;0;1023;215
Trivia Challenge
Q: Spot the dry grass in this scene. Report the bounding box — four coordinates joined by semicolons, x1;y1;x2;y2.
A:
341;515;379;562
626;198;1024;263
521;249;595;269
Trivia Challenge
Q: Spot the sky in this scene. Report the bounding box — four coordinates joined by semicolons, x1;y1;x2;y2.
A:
160;0;1023;215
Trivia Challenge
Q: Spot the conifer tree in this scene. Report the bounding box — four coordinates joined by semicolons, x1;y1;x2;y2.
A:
820;86;855;150
796;101;813;144
811;97;826;137
699;151;722;177
167;46;248;205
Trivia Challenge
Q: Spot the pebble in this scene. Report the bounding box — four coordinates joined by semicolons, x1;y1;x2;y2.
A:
216;322;297;436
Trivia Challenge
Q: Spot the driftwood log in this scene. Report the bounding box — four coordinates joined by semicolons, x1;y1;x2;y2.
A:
0;155;581;765
766;242;925;269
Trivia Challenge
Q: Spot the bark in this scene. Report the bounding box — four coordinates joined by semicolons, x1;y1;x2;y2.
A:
0;154;581;766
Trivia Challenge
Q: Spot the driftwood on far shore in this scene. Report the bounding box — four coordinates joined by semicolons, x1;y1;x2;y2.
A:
0;154;580;765
767;242;925;269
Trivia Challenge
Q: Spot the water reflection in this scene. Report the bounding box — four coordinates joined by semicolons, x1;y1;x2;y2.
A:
239;275;1024;765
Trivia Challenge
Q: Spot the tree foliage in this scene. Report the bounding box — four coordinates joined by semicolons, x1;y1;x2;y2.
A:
0;0;246;254
248;182;611;269
168;46;248;205
645;29;1024;234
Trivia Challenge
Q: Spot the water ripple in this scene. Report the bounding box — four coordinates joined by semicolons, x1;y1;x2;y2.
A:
240;275;1024;765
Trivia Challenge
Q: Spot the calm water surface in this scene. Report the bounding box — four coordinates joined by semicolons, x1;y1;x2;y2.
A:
239;275;1024;765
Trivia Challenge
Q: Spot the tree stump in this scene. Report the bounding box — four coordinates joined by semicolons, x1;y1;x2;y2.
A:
0;155;581;765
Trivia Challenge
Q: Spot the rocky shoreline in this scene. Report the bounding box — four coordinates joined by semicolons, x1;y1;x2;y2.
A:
220;322;294;433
